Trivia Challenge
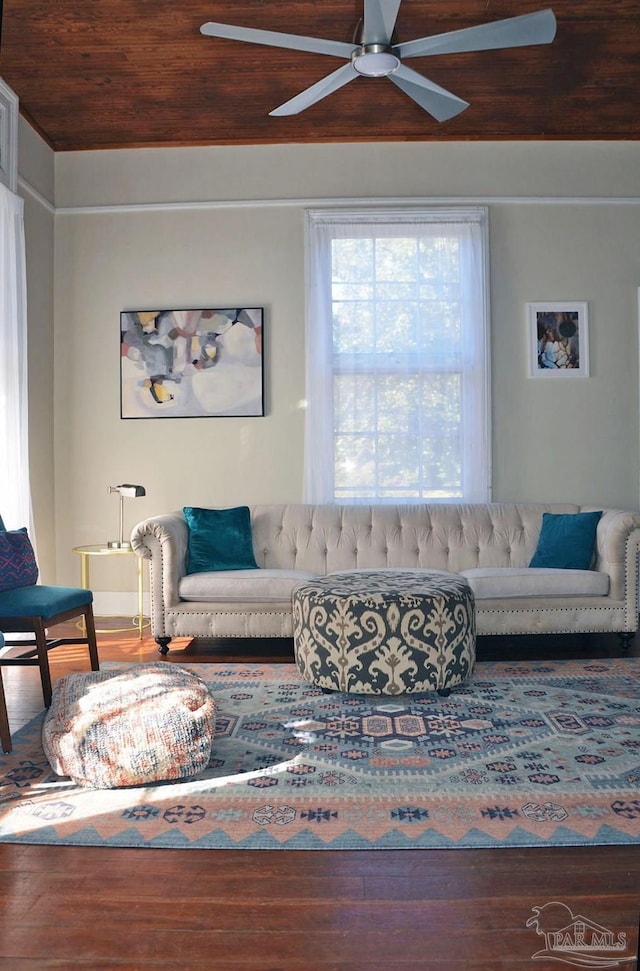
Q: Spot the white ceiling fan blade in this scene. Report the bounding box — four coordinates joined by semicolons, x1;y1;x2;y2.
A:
389;65;469;122
363;0;403;45
200;21;353;59
396;9;557;59
269;63;357;116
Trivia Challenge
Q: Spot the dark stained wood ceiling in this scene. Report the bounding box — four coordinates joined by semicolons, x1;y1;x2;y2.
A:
0;1;638;152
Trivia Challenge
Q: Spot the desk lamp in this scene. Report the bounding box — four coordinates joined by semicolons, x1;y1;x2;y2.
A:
107;484;146;549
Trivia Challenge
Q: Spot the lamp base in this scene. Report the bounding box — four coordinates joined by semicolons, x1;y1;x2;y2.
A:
107;540;132;550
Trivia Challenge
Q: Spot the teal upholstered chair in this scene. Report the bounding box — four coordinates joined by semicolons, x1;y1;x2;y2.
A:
0;515;99;708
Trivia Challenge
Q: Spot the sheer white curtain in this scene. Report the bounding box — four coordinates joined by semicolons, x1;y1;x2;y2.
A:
0;181;32;531
304;213;337;504
304;207;490;505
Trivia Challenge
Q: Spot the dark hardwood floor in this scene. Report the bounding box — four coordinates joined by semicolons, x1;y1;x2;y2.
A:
0;624;638;970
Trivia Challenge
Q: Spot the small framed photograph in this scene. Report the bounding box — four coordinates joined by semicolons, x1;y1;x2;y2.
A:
120;307;264;418
527;302;589;378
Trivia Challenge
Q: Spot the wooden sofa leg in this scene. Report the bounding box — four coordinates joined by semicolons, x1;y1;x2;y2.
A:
156;636;172;655
618;632;635;652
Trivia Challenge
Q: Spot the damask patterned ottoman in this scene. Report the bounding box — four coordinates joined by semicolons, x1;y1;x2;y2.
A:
292;570;475;696
42;662;216;788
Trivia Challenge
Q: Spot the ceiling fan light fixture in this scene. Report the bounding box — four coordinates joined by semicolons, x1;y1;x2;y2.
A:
351;44;400;77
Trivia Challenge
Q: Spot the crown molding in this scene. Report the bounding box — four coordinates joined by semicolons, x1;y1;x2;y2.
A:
15;179;640;216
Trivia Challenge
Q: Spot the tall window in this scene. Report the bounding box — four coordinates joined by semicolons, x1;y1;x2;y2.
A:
304;207;490;504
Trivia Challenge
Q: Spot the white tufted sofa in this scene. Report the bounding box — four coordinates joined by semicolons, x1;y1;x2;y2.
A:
131;502;640;653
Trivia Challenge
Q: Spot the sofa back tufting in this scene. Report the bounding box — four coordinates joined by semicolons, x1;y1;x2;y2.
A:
251;503;584;574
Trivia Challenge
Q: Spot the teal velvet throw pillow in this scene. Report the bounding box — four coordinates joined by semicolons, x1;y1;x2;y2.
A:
0;527;39;591
529;511;602;570
183;506;258;574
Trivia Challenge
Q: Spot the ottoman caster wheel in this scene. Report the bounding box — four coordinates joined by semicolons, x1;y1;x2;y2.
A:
437;688;452;697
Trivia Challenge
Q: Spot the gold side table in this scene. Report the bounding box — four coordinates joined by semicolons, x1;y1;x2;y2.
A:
73;545;149;638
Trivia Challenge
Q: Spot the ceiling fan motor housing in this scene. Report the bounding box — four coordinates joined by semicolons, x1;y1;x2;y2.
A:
351;44;401;77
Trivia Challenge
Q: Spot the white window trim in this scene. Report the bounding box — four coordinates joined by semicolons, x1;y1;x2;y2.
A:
0;77;18;193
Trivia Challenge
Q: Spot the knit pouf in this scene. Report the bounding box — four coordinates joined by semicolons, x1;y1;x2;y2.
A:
42;662;216;789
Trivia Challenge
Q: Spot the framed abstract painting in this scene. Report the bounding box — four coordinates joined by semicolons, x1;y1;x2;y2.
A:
120;307;264;418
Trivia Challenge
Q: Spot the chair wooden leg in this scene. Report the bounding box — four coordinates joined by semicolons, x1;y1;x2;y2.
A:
84;605;100;671
33;616;53;708
0;670;11;754
0;604;99;713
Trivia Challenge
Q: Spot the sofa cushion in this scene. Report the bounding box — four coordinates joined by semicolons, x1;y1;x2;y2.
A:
183;505;258;573
529;511;602;570
459;567;610;600
179;568;318;603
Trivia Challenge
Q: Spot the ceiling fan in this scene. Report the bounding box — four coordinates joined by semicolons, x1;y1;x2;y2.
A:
200;1;557;122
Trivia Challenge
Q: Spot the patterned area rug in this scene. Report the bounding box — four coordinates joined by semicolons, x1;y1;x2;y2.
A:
1;657;640;849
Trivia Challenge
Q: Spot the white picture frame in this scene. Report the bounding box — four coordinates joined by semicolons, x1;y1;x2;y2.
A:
527;302;590;378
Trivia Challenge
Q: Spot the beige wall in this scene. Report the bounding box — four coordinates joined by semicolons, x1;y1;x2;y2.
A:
54;141;640;206
19;133;640;605
54;204;306;599
490;203;640;504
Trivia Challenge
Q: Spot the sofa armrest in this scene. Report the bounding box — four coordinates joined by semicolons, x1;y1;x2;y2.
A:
594;509;640;627
131;512;188;637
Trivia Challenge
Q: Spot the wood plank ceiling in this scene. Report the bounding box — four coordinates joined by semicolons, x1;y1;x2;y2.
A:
0;0;638;152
